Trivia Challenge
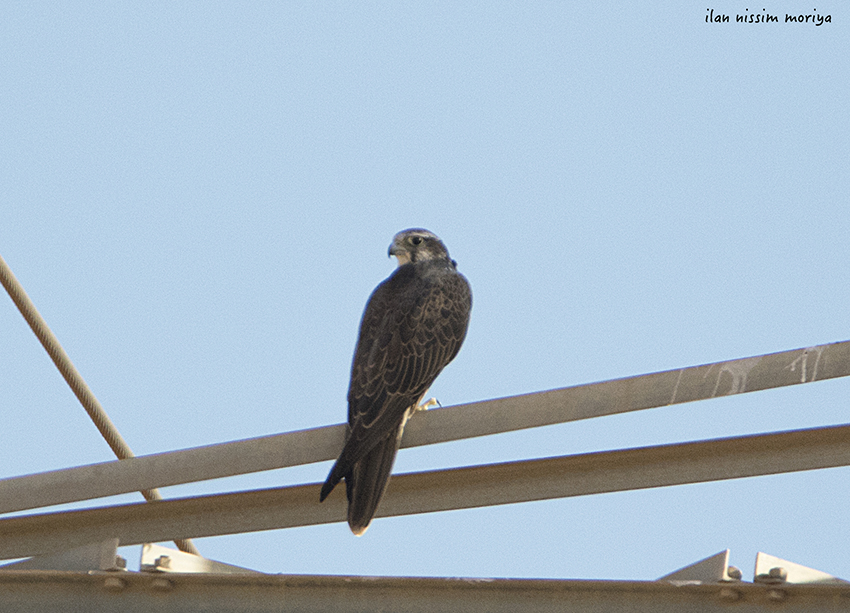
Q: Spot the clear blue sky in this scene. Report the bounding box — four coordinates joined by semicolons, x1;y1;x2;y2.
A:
1;2;848;579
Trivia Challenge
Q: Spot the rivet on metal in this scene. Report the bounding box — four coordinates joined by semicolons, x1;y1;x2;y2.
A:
766;588;787;602
150;578;173;592
719;587;741;602
103;576;126;592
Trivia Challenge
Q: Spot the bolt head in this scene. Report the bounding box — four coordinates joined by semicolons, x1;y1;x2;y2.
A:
150;578;174;592
719;587;741;602
768;566;788;581
766;588;787;602
103;577;126;592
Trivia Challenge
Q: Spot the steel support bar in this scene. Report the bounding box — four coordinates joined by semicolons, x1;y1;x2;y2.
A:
1;423;849;560
0;572;847;613
1;340;848;515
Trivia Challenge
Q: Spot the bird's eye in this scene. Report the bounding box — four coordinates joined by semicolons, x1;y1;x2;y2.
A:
410;236;423;246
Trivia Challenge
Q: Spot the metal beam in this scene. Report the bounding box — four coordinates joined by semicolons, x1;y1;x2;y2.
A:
0;539;122;572
0;571;847;613
1;340;848;515
1;423;849;559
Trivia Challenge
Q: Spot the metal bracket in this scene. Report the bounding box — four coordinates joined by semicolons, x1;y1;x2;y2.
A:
0;538;125;572
659;549;847;584
754;552;848;585
658;549;741;584
140;543;262;574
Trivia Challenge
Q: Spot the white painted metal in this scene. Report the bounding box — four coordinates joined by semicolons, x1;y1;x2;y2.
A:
140;544;261;575
657;550;737;584
754;552;847;585
0;539;121;572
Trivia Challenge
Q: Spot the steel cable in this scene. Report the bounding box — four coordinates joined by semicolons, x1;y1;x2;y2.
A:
0;253;198;556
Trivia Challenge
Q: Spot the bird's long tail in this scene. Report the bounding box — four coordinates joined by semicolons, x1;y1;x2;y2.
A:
345;421;406;536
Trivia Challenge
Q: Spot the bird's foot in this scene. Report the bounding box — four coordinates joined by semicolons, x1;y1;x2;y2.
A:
416;397;441;411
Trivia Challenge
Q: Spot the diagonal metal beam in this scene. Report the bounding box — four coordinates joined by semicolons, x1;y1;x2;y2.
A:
1;422;849;560
1;340;848;515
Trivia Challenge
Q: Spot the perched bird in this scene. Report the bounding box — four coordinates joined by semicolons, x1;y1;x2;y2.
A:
320;228;472;535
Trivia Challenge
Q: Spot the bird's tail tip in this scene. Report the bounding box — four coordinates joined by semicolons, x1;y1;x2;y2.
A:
348;521;370;536
320;457;349;502
319;475;339;502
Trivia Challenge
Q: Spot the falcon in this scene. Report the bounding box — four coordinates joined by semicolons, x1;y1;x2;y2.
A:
320;228;472;535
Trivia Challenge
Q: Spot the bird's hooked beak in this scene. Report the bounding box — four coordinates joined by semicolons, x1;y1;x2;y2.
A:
388;240;411;267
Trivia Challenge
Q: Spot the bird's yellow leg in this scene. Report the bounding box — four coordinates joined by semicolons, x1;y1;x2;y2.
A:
416;397;441;411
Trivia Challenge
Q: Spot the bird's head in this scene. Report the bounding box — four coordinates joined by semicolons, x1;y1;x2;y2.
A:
388;228;451;267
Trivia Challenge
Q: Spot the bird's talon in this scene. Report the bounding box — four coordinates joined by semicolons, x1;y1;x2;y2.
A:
417;397;440;411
